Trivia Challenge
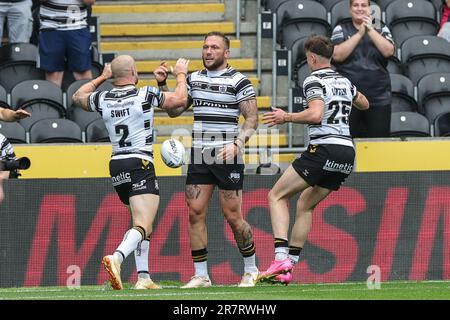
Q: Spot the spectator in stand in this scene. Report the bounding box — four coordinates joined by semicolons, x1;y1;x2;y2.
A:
331;0;395;138
38;0;95;87
0;0;33;45
438;0;450;42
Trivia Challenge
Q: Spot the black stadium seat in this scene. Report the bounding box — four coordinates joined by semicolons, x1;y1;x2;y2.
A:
66;79;114;131
434;112;450;136
385;0;438;46
387;56;404;75
321;0;343;11
428;0;443;11
295;61;311;87
66;79;114;111
18;100;66;131
401;35;450;85
0;84;7;107
263;0;289;12
29;118;83;143
290;37;308;70
0;61;45;93
390;111;431;137
276;0;330;48
390;74;419;113
0;121;27;144
85;118;110;143
10;80;64;109
417;72;450;124
376;0;396;11
0;43;38;65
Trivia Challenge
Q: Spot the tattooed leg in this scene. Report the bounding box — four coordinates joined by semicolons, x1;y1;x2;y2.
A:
185;184;214;251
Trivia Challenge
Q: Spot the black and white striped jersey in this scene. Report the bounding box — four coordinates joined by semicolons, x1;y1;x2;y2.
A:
0;133;15;161
187;66;256;148
89;85;164;162
40;0;88;30
303;67;357;148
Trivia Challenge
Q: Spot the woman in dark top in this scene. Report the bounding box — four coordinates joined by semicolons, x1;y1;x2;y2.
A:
331;0;395;138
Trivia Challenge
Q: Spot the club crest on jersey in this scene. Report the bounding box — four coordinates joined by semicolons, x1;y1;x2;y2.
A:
219;85;227;93
229;171;241;184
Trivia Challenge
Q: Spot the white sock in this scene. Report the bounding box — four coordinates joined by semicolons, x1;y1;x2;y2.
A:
194;261;209;277
135;239;150;278
289;254;299;265
243;254;259;274
114;228;143;264
275;247;289;261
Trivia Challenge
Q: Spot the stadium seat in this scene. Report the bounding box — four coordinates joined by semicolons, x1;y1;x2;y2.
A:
263;0;289;12
10;80;64;109
66;80;114;131
18;100;66;131
0;43;38;66
331;0;382;29
390;111;431;137
417;72;450;124
0;121;27;144
69;106;102;132
61;61;103;91
290;37;308;70
66;79;114;111
0;84;7;107
377;0;396;11
385;0;438;46
387;56;404;75
29;118;83;143
0;61;45;93
428;0;443;11
295;61;311;87
276;0;330;48
401;35;450;85
433;112;450;136
321;0;343;11
390;74;419;113
85;118;110;142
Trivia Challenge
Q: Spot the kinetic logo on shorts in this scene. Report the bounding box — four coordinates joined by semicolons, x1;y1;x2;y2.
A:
111;172;131;186
322;160;353;174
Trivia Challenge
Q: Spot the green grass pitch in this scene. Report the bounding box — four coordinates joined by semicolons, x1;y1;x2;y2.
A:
0;281;449;300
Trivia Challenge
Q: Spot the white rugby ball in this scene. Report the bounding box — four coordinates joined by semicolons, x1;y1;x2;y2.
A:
161;138;185;168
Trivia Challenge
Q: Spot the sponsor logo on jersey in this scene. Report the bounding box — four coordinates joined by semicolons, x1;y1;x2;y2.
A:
193;99;229;109
111;172;131;186
322;160;353;174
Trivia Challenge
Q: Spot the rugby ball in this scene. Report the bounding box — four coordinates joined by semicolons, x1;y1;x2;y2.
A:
161;138;185;168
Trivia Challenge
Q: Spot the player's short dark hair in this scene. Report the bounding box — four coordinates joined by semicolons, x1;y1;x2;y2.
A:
304;35;334;59
350;0;370;5
204;31;230;49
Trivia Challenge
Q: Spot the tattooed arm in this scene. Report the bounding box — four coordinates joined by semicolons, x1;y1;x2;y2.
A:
216;98;258;161
236;98;258;149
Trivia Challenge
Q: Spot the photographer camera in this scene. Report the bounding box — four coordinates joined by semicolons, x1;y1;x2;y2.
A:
0;107;31;202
